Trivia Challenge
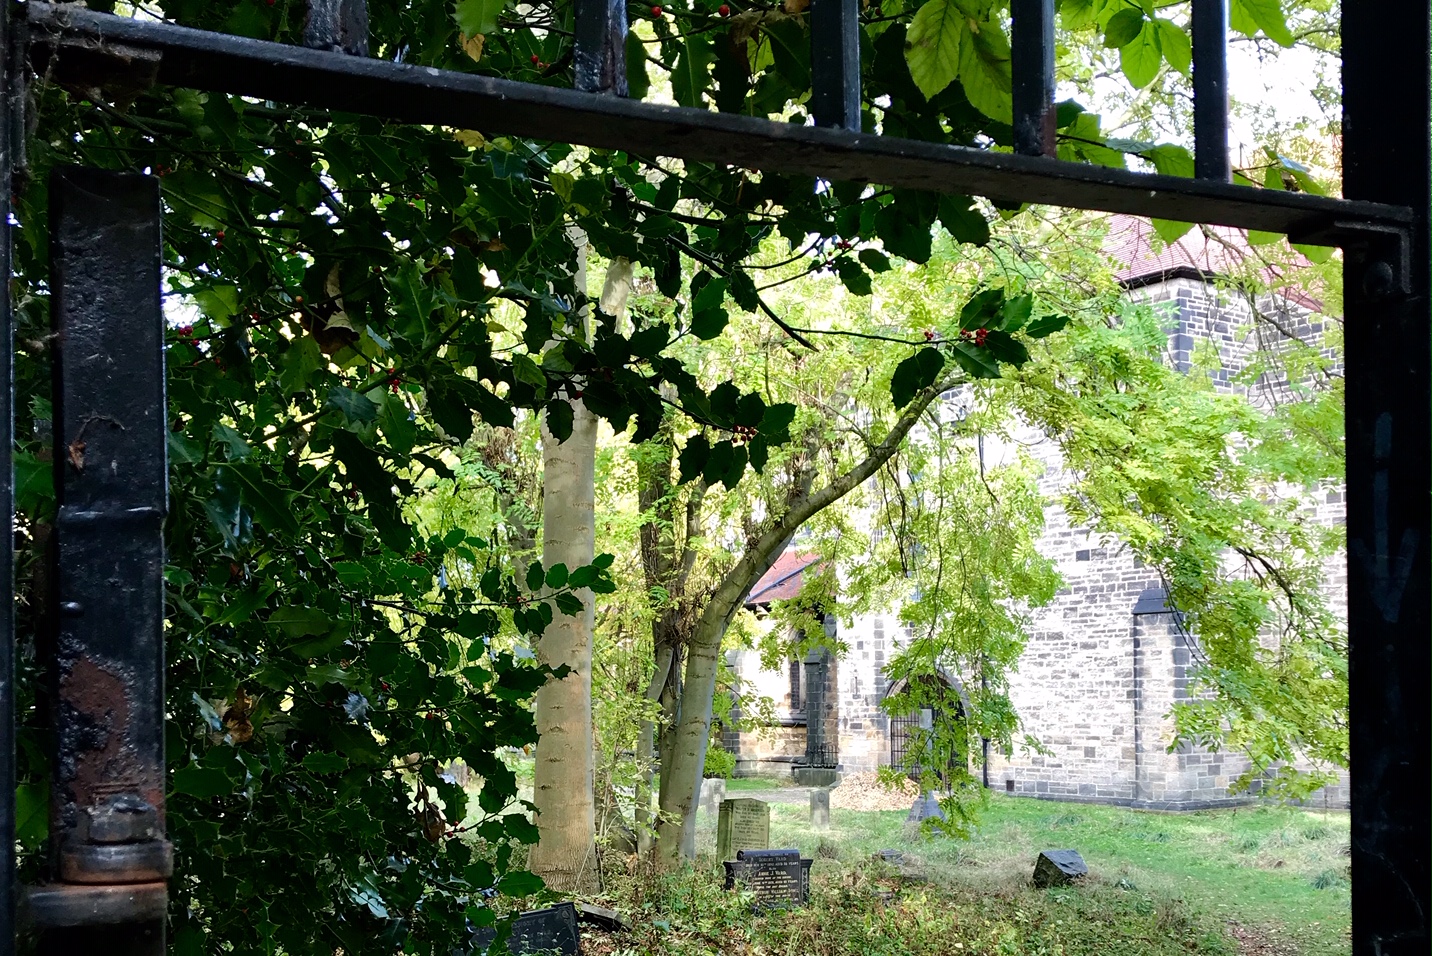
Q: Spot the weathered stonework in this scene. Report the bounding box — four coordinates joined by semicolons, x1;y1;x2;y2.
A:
726;265;1348;811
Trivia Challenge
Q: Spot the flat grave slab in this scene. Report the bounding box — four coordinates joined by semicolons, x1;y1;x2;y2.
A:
467;901;580;955
722;848;813;911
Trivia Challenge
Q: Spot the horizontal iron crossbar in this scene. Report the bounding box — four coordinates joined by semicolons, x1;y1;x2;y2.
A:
26;3;1412;243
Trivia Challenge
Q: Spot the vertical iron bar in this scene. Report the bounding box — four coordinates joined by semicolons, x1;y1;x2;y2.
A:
0;0;16;950
1011;0;1055;157
31;168;168;956
573;0;628;95
811;0;861;130
1191;0;1230;181
304;0;369;57
1344;3;1431;954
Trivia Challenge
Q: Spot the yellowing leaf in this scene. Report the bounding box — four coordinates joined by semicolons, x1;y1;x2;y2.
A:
783;0;810;12
905;0;968;101
454;129;486;150
461;33;485;63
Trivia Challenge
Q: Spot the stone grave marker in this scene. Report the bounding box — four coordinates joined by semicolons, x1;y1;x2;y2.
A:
809;788;830;830
716;797;770;861
722;848;813;911
1032;849;1088;887
700;777;727;817
468;901;580;955
906;792;945;824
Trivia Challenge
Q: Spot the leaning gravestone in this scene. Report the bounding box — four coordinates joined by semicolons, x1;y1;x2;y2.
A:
716;798;770;861
1032;849;1088;887
467;901;580;955
700;777;727;817
809;788;830;830
723;848;814;911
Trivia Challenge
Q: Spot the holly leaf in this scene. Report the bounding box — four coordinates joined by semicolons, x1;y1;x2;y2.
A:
325;385;379;424
546;399;574;443
302;751;349;775
949;341;1001;379
1024;313;1072;339
227;464;300;537
890;347;945;409
679;434;710;484
833;257;873;296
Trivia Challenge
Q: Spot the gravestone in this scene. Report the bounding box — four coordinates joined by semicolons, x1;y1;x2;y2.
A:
700;777;727;816
906;792;945;824
467;901;580;955
810;788;830;830
716;798;770;861
723;848;813;911
1032;849;1088;887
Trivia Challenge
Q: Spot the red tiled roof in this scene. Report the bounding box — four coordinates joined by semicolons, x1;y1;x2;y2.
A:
745;551;824;606
1104;214;1323;312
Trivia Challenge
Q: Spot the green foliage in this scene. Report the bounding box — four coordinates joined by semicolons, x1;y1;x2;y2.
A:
702;744;737;780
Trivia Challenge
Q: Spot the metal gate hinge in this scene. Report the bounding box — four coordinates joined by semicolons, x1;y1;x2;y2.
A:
1288;217;1413;300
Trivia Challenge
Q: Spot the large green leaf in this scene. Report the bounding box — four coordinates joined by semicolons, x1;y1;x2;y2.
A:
1155;19;1192;76
905;0;968;100
1119;22;1163;90
1231;0;1294;47
960;17;1013;123
453;0;511;36
1103;9;1146;48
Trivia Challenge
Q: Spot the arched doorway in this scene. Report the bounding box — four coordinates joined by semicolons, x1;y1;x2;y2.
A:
886;673;967;785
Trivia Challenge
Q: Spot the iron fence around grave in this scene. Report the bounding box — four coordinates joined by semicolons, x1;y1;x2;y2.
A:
0;2;1426;955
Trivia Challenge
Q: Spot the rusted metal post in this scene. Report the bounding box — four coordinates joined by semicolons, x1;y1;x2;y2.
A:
573;0;627;95
1;0;17;950
24;168;169;955
304;0;368;56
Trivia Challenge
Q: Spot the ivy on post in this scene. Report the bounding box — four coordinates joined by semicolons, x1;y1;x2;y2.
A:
810;0;861;130
304;0;369;57
1011;0;1055;157
573;0;628;95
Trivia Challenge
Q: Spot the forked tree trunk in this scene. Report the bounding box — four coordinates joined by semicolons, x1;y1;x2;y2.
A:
653;377;956;866
527;254;631;892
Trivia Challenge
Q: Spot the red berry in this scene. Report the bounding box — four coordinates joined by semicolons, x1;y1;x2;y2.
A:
719;4;731;14
531;54;541;63
651;5;662;16
294;295;304;304
924;330;934;340
573;389;584;398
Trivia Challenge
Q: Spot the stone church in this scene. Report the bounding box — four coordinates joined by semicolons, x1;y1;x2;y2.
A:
722;217;1350;811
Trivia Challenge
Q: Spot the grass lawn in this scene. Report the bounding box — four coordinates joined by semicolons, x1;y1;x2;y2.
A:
678;792;1350;955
